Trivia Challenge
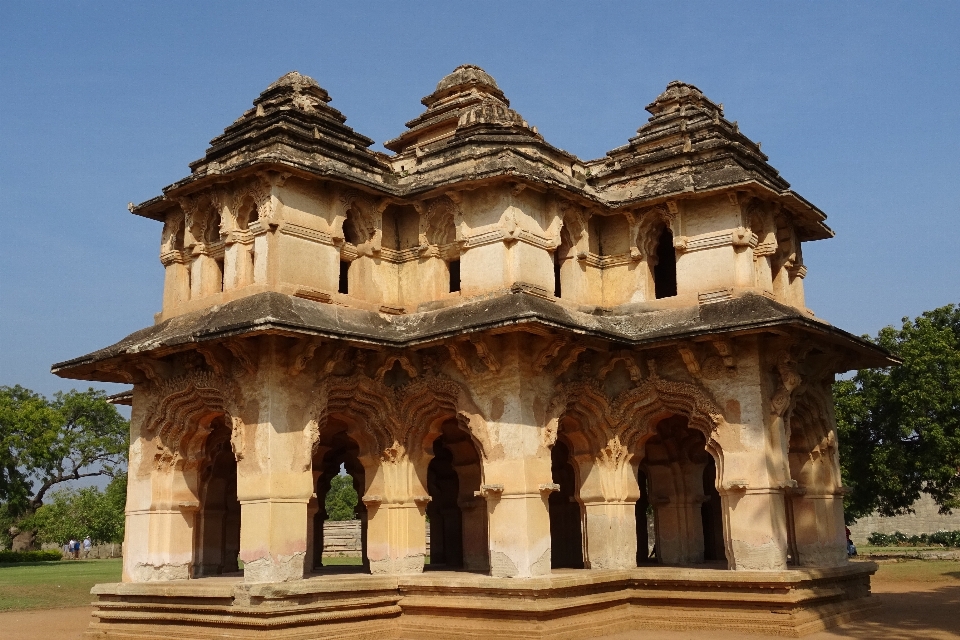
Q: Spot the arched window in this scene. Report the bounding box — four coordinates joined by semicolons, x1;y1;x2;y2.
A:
654;227;677;299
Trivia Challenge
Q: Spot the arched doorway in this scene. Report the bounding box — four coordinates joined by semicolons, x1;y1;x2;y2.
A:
311;425;367;571
639;415;726;566
549;439;584;569
193;415;241;577
425;420;487;571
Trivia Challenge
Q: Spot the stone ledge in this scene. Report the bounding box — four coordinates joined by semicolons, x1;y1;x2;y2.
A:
83;564;877;639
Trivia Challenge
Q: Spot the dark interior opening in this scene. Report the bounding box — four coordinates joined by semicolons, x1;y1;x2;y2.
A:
448;260;461;293
701;458;725;563
549;439;584;569
338;260;349;294
553;252;562;298
636;470;654;564
193;417;240;577
654;227;677;299
427;436;463;567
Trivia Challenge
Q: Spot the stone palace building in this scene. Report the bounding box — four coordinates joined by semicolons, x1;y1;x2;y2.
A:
54;66;894;638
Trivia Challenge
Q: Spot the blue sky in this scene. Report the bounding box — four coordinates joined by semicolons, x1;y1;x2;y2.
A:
1;1;958;399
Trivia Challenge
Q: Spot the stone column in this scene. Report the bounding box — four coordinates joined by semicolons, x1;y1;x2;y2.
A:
161;256;190;310
482;457;553;578
647;462;707;565
707;337;792;571
305;497;321;571
194;507;226;576
124;465;201;582
364;458;429;574
578;457;641;570
722;487;790;570
236;337;316;583
790;491;847;567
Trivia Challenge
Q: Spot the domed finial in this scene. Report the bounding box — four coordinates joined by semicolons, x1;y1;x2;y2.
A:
646;80;720;117
264;71;323;93
425;64;506;107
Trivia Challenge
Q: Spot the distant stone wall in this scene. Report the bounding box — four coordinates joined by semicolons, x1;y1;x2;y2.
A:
41;542;123;559
321;520;429;556
848;494;960;545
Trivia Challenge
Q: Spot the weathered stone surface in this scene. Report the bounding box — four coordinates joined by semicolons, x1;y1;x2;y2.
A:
55;66;895;638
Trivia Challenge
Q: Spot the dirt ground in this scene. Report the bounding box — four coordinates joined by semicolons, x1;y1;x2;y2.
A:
3;569;958;639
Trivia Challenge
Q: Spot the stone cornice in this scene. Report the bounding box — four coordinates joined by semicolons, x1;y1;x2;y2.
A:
51;290;895;383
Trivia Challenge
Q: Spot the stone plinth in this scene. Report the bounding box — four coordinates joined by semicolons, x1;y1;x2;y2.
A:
84;564;878;639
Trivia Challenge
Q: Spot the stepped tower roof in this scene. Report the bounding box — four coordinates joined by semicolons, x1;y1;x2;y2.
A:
186;70;388;181
384;64;542;154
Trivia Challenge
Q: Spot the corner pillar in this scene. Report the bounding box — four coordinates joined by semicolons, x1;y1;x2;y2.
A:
236;336;316;583
722;487;790;570
482;458;552;578
790;491;847;567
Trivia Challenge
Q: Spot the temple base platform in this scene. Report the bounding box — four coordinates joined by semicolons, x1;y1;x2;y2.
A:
83;563;878;639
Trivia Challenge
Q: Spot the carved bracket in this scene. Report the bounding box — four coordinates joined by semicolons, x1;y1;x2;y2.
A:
474;483;504;498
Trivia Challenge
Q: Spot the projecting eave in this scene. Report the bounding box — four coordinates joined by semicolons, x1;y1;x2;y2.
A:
51;289;894;384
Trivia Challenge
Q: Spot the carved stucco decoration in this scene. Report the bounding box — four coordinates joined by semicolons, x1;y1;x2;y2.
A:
303;367;496;472
141;370;244;472
771;350;803;416
544;360;729;474
336;188;381;253
557;200;589;261
424;195;464;247
635;204;676;263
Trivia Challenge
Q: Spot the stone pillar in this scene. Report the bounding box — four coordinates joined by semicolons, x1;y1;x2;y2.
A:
365;500;428;574
305;497;321;571
578;458;640;570
722;488;790;570
124;465;201;582
194;507;226;577
707;337;792;571
223;242;254;290
190;252;222;298
238;497;311;582
582;502;637;569
646;461;706;565
161;258;190;310
482;458;553;578
790;492;847;567
236;337;316;583
364;458;428;574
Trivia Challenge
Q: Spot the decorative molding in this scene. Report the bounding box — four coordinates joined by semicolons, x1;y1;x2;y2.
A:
534;336;569;372
698;288;734;305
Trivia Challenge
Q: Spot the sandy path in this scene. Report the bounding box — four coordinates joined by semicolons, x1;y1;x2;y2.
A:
2;581;957;639
2;605;92;640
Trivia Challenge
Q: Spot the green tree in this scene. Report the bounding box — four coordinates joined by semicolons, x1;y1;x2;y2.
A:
0;386;129;544
325;474;358;521
26;474;127;545
835;304;960;522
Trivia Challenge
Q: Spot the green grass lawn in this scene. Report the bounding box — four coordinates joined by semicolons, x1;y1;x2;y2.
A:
859;545;960;554
870;559;960;583
0;559;122;612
